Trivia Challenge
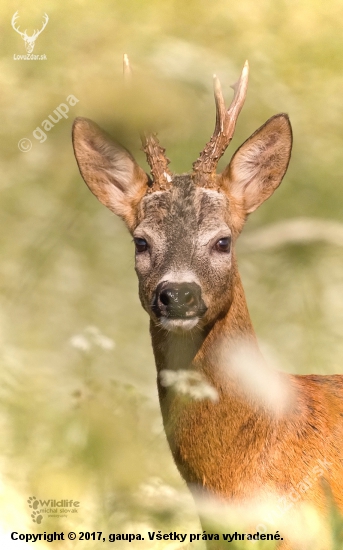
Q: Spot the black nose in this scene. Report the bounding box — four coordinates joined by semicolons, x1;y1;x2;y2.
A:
153;282;206;319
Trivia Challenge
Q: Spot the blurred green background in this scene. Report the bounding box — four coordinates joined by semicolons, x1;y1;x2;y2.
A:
1;0;343;547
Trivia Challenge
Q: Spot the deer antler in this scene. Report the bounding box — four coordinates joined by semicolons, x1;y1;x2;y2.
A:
123;54;172;192
192;61;249;188
11;11;27;38
32;13;49;39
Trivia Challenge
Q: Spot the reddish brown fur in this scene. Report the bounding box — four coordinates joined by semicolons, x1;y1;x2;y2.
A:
152;273;343;504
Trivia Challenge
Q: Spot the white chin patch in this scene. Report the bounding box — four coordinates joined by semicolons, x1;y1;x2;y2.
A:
160;317;199;332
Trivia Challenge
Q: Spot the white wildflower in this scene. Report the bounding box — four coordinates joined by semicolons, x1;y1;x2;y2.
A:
69;334;91;352
85;325;115;350
93;334;115;350
70;326;115;352
85;325;100;336
160;369;218;402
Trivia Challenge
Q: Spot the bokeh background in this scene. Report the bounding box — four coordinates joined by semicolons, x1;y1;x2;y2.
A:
2;0;343;548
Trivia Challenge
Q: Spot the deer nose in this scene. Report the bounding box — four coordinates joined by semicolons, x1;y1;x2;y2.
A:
154;282;206;319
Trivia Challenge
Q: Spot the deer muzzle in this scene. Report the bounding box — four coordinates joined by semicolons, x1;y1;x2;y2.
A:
153;281;207;322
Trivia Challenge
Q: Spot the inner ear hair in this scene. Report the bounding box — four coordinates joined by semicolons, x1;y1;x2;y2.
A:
223;113;292;215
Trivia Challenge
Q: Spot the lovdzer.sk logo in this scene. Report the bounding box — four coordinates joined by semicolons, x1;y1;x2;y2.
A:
27;496;80;524
12;11;48;60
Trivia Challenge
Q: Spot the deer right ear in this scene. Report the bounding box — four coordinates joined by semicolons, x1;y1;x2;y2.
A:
72;117;149;230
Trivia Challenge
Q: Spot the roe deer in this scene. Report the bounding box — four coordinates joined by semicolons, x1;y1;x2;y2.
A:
72;58;343;549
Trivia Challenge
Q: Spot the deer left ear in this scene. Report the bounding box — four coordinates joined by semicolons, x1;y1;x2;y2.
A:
221;114;292;223
72;117;149;231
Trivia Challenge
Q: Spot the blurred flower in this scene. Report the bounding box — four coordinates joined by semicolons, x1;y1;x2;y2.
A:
69;334;91;352
137;477;191;510
218;339;294;415
69;326;115;352
159;369;218;402
85;326;115;350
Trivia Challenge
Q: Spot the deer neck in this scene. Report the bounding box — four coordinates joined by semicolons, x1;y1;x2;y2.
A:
150;268;260;379
149;268;272;494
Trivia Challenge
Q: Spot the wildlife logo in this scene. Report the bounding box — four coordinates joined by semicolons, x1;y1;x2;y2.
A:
27;496;80;523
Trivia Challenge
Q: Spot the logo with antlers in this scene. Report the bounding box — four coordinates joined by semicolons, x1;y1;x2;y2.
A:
11;11;48;54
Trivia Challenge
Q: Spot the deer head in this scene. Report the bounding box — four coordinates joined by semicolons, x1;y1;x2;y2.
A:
72;59;292;334
12;11;48;54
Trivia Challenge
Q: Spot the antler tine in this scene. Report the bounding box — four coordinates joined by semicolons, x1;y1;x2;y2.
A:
11;11;19;26
11;11;26;37
213;74;231;135
140;131;172;191
33;13;49;38
192;60;249;187
122;54;172;192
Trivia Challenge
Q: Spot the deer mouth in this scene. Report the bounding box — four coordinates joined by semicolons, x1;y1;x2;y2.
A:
159;317;200;333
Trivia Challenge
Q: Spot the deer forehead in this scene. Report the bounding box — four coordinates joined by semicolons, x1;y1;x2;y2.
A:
136;175;230;244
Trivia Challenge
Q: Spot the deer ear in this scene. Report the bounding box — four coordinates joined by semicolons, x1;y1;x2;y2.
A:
72;117;149;230
221;114;292;226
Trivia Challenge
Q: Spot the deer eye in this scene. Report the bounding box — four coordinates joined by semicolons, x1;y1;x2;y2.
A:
214;237;231;253
134;237;148;253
